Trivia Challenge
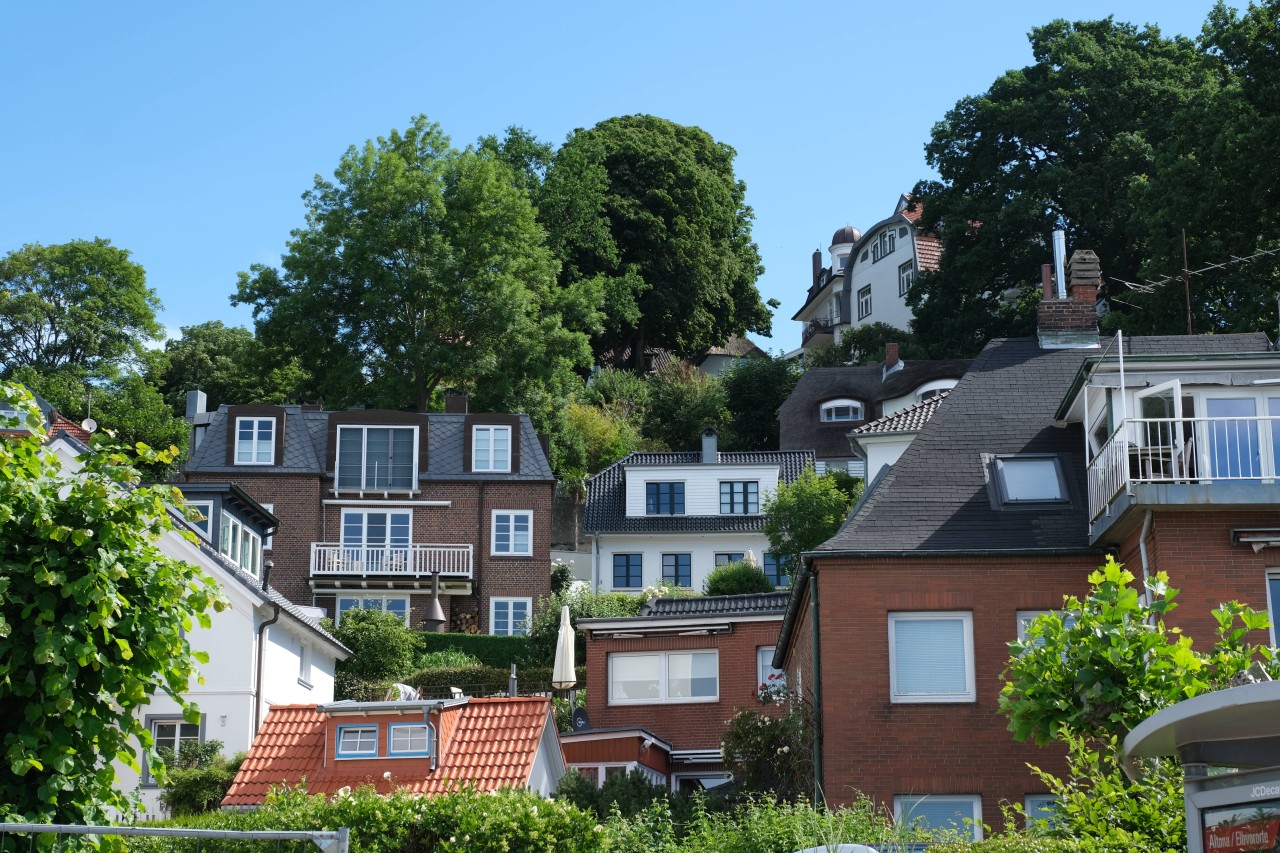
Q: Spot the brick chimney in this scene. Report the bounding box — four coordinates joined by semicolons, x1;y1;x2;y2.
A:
884;342;900;370
444;392;468;414
812;248;823;288
1036;249;1101;349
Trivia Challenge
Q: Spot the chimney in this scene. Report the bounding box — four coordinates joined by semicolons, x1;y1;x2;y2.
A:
1037;249;1101;350
812;248;823;288
701;427;718;464
444;392;468;414
184;390;213;453
884;342;900;374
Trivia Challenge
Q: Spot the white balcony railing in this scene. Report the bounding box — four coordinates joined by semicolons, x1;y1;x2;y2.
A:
1087;416;1280;521
310;543;473;578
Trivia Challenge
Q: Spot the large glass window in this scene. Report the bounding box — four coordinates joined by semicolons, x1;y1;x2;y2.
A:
613;553;642;588
714;552;745;566
219;511;262;577
894;794;982;841
147;717;200;782
491;510;532;556
888;612;975;703
1207;396;1261;479
992;455;1068;504
473;425;512;473
763;553;790;587
898;260;915;296
336;595;409;626
336;426;416;490
336;725;378;758
341;510;411;571
235;417;275;465
720;481;759;514
820;399;863;422
646;482;685;515
491;597;532;636
757;646;785;694
661;553;691;587
857;285;872;319
609;651;718;704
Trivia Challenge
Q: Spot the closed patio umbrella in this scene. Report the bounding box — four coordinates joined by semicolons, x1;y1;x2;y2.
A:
552;605;576;690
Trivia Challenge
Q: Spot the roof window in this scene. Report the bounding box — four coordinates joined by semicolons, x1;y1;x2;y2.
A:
820;399;863;423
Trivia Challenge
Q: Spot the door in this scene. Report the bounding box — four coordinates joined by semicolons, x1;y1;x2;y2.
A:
1135;381;1183;479
341;510;411;571
1205;397;1261;479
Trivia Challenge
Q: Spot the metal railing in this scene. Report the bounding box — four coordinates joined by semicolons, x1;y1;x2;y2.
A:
802;317;838;343
310;543;473;578
1088;415;1280;520
0;823;348;852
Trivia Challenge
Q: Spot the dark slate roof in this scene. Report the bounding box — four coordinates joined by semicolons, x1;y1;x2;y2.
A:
640;592;790;617
852;391;949;435
584;450;814;534
817;333;1273;555
185;405;553;481
778;360;970;459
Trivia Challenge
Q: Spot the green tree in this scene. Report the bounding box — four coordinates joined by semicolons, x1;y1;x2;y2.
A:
0;382;226;824
234;115;599;413
562;400;641;474
703;560;775;596
720;695;814;801
804;323;928;368
546;115;774;370
718;354;799;452
327;608;419;700
0;238;162;376
157;739;245;816
642;361;727;451
763;467;859;572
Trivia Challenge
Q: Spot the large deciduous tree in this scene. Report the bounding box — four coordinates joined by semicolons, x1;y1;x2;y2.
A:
0;383;225;823
544;115;774;370
763;467;858;573
0;238;162;376
234;115;598;413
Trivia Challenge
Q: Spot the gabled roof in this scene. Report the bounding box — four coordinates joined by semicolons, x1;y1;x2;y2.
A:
222;697;557;806
640;592;790;617
583;450;813;535
699;334;767;360
851;391;949;436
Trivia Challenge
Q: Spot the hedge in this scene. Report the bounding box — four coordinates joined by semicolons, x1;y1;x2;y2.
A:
420;632;531;668
405;663;587;697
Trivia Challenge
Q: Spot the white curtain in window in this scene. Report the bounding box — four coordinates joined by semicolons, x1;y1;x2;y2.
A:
893;618;967;694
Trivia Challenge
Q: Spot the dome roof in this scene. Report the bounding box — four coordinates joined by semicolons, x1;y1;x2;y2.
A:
831;225;861;246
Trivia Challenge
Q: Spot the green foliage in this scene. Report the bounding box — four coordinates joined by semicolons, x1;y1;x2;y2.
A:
551;559;575;595
718;355;799;451
0;238;162;376
581;367;651;420
415;648;483;669
418;632;530;669
524;586;645;669
157;740;244;817
326;609;419;700
406;663;584;696
642;361;727;451
763;466;859;572
564;399;643;472
703;561;776;596
805;322;927;368
558;767;708;825
719;695;814;802
0;382;227;824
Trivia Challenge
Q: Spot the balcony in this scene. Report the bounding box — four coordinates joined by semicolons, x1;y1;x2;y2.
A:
1087;415;1280;537
310;543;473;579
802;317;838;346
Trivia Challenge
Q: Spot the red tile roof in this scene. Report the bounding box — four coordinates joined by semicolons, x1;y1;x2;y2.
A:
915;234;942;273
223;698;557;807
47;413;92;443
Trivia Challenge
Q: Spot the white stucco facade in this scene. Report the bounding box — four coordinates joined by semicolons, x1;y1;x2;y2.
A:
593;531;773;593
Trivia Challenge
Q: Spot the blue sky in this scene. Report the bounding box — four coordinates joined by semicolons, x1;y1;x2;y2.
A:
1;1;1213;355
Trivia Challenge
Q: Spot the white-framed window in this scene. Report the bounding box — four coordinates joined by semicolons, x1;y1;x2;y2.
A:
336;724;378;758
608;650;719;704
260;502;274;549
146;716;201;783
719;481;759;514
298;639;312;687
871;229;896;263
888;612;975;703
1267;570;1280;647
340;509;411;571
491;510;532;556
991;455;1068;504
336;425;417;491
491;597;532;636
187;501;213;541
336;595;409;626
915;379;955;403
574;763;666;789
757;646;785;694
473;425;512;473
235;417;275;465
820;398;864;422
388;722;433;757
673;772;733;793
857;285;872;319
894;794;982;841
219;511;262;577
898;260;915;296
1024;794;1061;829
837;253;850;271
1017;610;1052;643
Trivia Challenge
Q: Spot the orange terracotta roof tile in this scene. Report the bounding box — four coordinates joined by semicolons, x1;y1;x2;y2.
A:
915;235;942;273
47;412;92;443
223;698;557;807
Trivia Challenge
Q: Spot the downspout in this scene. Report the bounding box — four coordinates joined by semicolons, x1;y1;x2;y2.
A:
254;561;281;735
592;532;601;590
1138;510;1155;625
805;555;824;805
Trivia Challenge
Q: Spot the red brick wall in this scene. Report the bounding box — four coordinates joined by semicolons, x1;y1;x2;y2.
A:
584;620;784;751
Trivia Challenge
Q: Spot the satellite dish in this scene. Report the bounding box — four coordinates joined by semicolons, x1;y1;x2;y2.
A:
571;707;591;731
80;418;97;433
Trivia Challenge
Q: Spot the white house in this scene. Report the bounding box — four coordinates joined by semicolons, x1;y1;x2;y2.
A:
583;429;813;591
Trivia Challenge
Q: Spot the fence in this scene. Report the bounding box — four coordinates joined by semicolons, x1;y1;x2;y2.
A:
0;824;349;853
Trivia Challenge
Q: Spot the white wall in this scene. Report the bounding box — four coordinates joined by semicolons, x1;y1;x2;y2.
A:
595;532;773;592
844;223;916;334
623;464;780;517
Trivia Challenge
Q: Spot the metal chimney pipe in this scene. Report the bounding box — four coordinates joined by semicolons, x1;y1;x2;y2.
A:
1052;230;1067;299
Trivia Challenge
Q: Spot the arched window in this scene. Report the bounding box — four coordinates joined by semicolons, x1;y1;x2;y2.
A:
820;399;863;422
914;380;957;402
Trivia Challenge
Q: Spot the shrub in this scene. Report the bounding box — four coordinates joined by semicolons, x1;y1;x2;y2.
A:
524;586;646;668
416;648;483;669
326;609;420;699
719;693;813;801
406;663;586;697
419;632;530;669
703;560;775;596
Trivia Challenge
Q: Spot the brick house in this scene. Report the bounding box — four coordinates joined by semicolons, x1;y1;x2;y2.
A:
180;395;555;635
566;592;789;791
774;250;1280;837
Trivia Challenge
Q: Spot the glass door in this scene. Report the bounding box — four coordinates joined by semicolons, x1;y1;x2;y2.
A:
1205;397;1260;479
341;510;411;571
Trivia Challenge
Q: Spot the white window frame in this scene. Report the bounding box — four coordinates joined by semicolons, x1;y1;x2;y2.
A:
1267;570;1280;647
235;417;275;465
915;380;954;403
608;650;719;705
472;424;512;473
336;724;379;759
1024;794;1061;829
218;511;262;577
298;641;312;688
857;285;872;319
894;794;983;841
388;722;433;757
335;425;418;491
898;260;915;296
490;596;533;637
145;716;202;784
820;398;864;422
336;595;410;627
757;646;785;693
491;509;532;556
888;611;975;703
187;501;214;541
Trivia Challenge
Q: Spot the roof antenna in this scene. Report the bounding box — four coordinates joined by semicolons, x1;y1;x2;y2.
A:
81;387;97;434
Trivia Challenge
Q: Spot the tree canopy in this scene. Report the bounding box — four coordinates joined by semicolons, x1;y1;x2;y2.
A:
0;383;225;823
763;467;859;572
0;238;162;377
544;115;774;370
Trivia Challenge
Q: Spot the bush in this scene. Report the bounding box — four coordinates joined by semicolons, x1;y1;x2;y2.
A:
419;632;531;669
406;663;586;697
703;561;775;596
524;586;646;668
156;741;244;817
326;609;420;699
720;693;813;802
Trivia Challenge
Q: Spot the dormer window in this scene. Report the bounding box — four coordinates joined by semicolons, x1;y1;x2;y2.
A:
821;399;863;422
914;380;957;403
989;454;1069;506
336;426;416;490
235;417;276;465
473;425;512;473
219;511;262;576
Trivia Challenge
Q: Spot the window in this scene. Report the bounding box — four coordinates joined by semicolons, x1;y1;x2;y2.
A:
575;763;665;789
609;650;718;704
298;641;312;687
260;502;274;549
146;717;201;783
871;230;896;263
991;455;1068;505
187;501;213;540
219;511;262;577
491;510;532;556
888;612;975;703
336;724;378;758
1267;571;1280;647
837;253;850;271
662;553;691;587
336;595;409;626
235;417;275;465
341;510;411;571
757;646;785;694
714;552;745;566
898;260;915;296
763;553;790;587
719;481;759;514
645;482;685;515
894;794;982;841
820;399;863;422
1024;795;1061;829
336;426;416;490
472;425;512;473
613;553;642;588
491;597;532;636
857;285;872;320
388;723;433;757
